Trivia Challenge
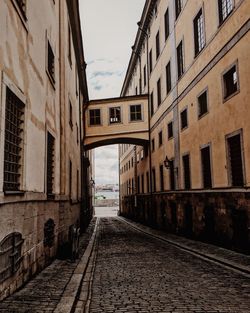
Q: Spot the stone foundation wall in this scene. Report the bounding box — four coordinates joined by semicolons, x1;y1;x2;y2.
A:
121;191;250;254
0;199;81;300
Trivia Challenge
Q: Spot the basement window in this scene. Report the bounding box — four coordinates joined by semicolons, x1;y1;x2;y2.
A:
130;105;142;121
223;64;238;100
198;90;208;118
218;0;234;25
89;109;101;125
0;232;24;283
4;88;25;192
109;107;121;124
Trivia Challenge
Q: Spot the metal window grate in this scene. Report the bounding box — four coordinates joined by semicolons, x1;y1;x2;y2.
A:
0;232;24;283
218;0;233;24
47;132;55;195
4;88;24;192
48;41;55;82
194;9;205;56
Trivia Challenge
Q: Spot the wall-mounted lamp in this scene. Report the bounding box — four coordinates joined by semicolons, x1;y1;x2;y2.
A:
89;177;95;187
163;155;171;169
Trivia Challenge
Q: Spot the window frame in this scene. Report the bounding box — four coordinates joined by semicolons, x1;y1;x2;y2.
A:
129;104;143;122
46;39;56;86
177;40;184;80
200;143;213;189
109;106;122;124
197;87;209;119
218;0;234;26
89;108;102;126
180;107;188;131
222;61;240;102
193;7;206;57
168;121;174;140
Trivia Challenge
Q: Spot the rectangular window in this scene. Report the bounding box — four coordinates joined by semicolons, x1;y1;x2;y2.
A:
168;121;173;139
3;88;25;191
141;174;144;193
89;109;101;125
68;23;72;66
177;41;184;79
15;0;26;16
47;41;55;83
175;0;182;20
150;91;154;116
169;160;175;190
181;108;188;130
223;64;238;100
69;101;73;128
143;65;147;87
166;61;171;94
149;50;153;73
183;154;191;189
47;132;55;195
201;146;212;188
218;0;234;24
158;131;163;147
137;176;140;194
130;105;142;121
157;78;161;106
156;31;160;60
160;165;164;191
146;171;149;193
152;138;155;152
164;8;170;41
152;168;156;192
193;9;205;56
198;90;208;118
227;133;244;187
109;107;121;124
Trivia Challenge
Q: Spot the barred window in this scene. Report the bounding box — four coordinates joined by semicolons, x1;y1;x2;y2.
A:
193;9;205;56
130;105;142;121
218;0;234;24
47;132;55;196
0;232;24;283
4;88;25;192
47;41;55;83
109;107;121;124
89;109;101;125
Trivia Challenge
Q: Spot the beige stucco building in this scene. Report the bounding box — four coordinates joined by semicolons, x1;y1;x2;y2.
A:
0;0;93;299
119;0;250;253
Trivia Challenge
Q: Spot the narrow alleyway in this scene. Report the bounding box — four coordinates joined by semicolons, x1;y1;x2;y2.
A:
0;217;249;313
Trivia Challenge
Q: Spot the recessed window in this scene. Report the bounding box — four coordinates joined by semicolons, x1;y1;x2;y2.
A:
152;168;156;192
47;40;55;83
218;0;234;25
183;154;191;189
69;101;73;128
89;109;101;125
201;145;212;188
180;108;188;130
169;160;175;190
109;107;121;124
141;174;144;193
198;90;208;118
223;64;238;100
166;61;171;94
47;132;55;196
193;9;205;56
168;121;173;139
130;105;142;121
158;131;163;147
156;31;160;60
175;0;182;20
157;78;161;106
160;164;164;191
227;132;244;187
164;8;170;41
151;138;155;152
177;41;184;79
150;91;154;116
4;88;25;192
15;0;26;17
143;65;147;87
149;50;153;73
68;22;72;66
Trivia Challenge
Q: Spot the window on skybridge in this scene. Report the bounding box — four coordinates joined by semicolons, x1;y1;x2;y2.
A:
89;109;101;125
109;107;121;124
130;104;142;122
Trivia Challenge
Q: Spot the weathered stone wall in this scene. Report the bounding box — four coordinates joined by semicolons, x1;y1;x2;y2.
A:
0;199;81;300
121;192;250;254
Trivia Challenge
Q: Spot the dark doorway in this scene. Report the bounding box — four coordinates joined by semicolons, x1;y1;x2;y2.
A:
231;209;249;253
184;203;193;237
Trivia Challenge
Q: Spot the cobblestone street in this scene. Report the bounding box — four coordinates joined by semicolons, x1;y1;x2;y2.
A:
89;218;250;313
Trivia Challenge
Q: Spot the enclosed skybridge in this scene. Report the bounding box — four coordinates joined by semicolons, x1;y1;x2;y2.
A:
84;95;149;150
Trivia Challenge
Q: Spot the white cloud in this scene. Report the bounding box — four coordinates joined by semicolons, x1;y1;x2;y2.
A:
80;0;145;184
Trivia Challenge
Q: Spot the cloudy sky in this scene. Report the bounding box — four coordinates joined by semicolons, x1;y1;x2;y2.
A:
80;0;145;185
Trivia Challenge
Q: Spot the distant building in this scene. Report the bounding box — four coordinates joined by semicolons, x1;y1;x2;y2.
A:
119;0;250;253
0;0;93;299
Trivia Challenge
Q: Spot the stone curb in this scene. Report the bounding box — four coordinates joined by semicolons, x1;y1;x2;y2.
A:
54;218;99;313
118;217;250;277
